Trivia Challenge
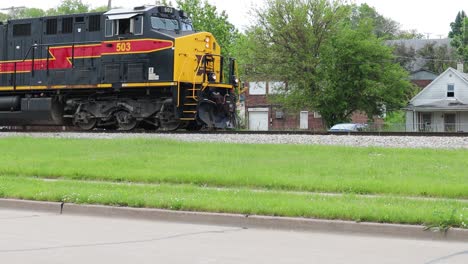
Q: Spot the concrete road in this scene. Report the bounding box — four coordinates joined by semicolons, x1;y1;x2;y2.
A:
0;208;466;264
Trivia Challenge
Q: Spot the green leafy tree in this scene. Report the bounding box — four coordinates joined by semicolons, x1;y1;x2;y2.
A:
418;42;457;74
90;6;110;13
350;4;422;40
449;11;466;38
244;0;413;126
392;43;416;72
315;21;413;125
15;8;46;19
0;12;9;22
175;0;239;57
46;0;90;16
0;7;45;20
449;11;468;71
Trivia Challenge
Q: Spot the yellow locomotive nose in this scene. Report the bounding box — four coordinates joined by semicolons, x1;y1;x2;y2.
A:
173;32;221;84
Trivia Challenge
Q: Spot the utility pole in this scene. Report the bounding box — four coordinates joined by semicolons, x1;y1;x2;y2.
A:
0;6;26;13
0;6;26;19
107;0;112;10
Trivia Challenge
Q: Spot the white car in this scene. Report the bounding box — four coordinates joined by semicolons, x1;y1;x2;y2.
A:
328;123;368;132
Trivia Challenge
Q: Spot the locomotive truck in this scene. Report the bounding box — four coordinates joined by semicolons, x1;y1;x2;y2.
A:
0;5;239;130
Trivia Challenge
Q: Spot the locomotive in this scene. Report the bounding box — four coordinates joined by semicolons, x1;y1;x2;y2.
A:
0;5;238;130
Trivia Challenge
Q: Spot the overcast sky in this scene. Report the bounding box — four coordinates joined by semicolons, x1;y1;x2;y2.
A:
2;0;467;38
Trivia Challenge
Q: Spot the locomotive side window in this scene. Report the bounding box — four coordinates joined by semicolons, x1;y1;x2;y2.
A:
151;17;179;31
105;15;143;37
132;16;143;35
89;15;101;32
62;17;73;34
118;19;131;35
13;23;31;37
105;19;113;37
46;19;58;35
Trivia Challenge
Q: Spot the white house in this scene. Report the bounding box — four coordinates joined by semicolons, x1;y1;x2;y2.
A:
405;66;468;132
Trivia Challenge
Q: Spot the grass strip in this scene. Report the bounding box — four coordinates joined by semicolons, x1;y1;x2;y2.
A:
0;137;467;198
0;176;466;229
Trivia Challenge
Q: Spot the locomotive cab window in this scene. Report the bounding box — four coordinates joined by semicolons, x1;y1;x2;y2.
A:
151;16;179;31
105;14;143;37
181;20;193;31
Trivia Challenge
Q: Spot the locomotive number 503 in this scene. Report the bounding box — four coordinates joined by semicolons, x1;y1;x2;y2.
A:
116;42;131;52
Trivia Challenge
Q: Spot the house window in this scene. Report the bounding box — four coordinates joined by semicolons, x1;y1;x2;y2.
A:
249;82;266;95
268;81;285;94
447;84;455;97
420;113;432;132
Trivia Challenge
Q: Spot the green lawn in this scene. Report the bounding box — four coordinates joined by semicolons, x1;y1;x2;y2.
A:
0;137;466;198
0;136;466;229
0;176;466;228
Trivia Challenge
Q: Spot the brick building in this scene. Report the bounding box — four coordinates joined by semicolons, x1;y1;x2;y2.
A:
244;81;379;131
410;69;438;90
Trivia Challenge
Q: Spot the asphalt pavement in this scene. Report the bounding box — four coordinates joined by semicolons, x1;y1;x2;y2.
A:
0;208;466;264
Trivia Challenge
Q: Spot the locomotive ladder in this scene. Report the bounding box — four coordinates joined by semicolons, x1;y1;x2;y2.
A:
179;54;215;121
180;86;201;121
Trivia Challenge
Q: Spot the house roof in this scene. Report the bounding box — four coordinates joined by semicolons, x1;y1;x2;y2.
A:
406;98;468;111
410;69;438;81
410;67;468;104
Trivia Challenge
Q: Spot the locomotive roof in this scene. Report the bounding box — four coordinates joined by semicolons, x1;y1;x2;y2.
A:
104;5;156;16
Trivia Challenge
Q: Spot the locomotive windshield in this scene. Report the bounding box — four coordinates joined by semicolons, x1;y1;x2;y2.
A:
151;17;179;31
180;20;193;31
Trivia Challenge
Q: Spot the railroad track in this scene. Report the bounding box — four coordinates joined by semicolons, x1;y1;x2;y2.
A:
1;126;468;137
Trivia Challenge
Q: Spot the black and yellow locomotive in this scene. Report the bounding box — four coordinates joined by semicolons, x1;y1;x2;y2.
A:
0;5;238;130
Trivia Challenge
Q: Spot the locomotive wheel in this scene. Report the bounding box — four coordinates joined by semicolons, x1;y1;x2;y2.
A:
115;110;138;131
74;111;97;131
159;103;180;131
160;119;180;131
186;121;203;131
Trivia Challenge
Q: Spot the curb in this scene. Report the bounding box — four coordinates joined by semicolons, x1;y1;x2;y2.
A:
1;198;467;242
0;199;62;213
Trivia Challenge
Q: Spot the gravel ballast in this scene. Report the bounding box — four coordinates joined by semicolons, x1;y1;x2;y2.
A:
2;132;468;149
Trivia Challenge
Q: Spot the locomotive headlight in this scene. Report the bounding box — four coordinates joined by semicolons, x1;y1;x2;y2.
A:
208;72;217;82
205;37;211;48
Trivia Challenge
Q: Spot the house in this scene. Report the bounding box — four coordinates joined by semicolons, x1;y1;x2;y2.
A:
244;81;381;131
405;66;468;132
245;81;325;131
410;69;438;90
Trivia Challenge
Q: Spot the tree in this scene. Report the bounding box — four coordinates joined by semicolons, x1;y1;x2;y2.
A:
449;11;468;71
46;0;89;16
417;42;457;74
392;43;416;72
315;21;413;125
90;6;110;13
175;0;239;57
350;4;422;40
449;11;466;38
14;8;46;19
243;0;413;126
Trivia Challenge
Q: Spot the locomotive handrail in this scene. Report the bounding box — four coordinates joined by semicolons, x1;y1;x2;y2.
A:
12;44;36;90
11;41;103;90
176;54;190;107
